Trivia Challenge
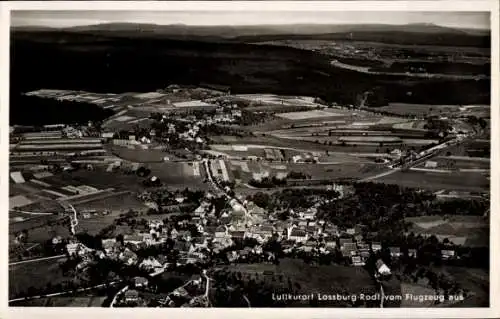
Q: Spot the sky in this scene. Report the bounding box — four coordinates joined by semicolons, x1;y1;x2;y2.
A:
11;11;490;30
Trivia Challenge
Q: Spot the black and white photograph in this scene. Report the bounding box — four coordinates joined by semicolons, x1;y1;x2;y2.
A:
3;0;498;316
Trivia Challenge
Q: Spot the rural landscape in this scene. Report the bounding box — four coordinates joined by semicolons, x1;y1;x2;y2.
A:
8;9;491;308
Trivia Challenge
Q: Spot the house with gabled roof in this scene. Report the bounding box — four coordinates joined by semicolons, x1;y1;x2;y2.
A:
149;219;164;230
298;220;308;228
339;238;353;248
371;242;382;252
192;237;208;249
134;276;149;288
352;255;365;266
214;226;227;238
323;224;339;237
346;228;356;236
389;247;402;258
139;257;163;272
230;230;246;240
305;225;320;236
119;249;138;266
324;236;337;249
341;242;358;257
203;225;217;236
173;241;195;254
357;242;370;250
289;229;308;243
124;289;140;303
441;249;456;260
102;238;118;254
376;259;391;276
359;249;371;260
170;228;180;239
178;230;192;241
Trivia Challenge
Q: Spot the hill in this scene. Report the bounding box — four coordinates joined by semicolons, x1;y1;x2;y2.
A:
10;29;490;113
12;22;490;47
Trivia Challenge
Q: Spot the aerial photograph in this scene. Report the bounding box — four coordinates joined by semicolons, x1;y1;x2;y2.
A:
8;7;491;308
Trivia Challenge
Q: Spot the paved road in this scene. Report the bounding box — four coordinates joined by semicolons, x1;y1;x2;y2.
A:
58;201;78;235
203;159;249;218
110;285;129;307
9;281;120;303
362;132;476;182
9;209;53;216
361;168;401;182
9;254;66;266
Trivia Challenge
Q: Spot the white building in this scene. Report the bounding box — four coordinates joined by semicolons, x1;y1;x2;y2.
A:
376;259;391;276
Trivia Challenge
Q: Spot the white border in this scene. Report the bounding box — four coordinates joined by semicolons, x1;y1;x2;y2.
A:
1;1;496;12
1;1;499;318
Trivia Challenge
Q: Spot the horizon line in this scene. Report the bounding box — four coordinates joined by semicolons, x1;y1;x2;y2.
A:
11;21;491;31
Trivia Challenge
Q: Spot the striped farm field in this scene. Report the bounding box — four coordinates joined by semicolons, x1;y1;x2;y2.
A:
276;110;345;120
338;136;401;143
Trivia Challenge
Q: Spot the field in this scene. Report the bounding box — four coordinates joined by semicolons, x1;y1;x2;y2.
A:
209;135;388;154
405;215;488;247
374;170;489;192
23;223;72;243
147;162;210;191
73;192;147;212
276;109;345;120
416;156;490;170
400;283;437;307
431;266;489;307
54;169;146;192
109;145;170;163
443;140;490;159
222;258;378;306
228;159;371;185
9;256;69;299
373;103;463;117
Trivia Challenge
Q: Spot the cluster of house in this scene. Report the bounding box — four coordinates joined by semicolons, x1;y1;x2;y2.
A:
116;274;207;307
61;184;461;286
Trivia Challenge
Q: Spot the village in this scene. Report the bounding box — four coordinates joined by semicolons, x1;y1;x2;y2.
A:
9;85;489;307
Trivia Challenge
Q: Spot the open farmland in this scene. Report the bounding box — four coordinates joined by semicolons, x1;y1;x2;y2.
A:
9;256;69;299
147;162;210;190
222;258;379;306
23;223;72;243
228;160;371;185
430;266;489;307
416;156;490;170
9;214;64;234
405;215;488;247
276;109;345;120
108;145;170;163
400;283;438;307
372;103;463;117
73;191;147;212
54;169;145;192
209;135;389;154
374;170;489;192
438;140;490;159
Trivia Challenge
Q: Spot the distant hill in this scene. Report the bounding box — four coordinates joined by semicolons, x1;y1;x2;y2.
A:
10;27;490;109
11;22;490;47
60;22;478;36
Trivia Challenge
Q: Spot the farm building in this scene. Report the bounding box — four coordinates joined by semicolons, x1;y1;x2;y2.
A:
376;259;391;276
124;289;139;303
441;250;456;260
10;171;26;184
371;242;382;252
425;161;438;168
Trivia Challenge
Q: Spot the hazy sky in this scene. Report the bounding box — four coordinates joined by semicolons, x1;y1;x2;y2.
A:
12;11;490;30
